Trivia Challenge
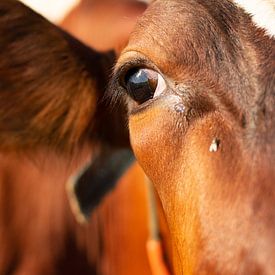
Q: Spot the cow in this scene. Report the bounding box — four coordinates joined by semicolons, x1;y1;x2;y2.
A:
110;0;275;274
0;0;160;274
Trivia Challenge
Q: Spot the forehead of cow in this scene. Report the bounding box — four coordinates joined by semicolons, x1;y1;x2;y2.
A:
130;0;247;67
125;0;249;79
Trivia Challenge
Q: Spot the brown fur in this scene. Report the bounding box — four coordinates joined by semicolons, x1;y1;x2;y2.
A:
0;0;154;274
111;0;275;274
0;0;129;155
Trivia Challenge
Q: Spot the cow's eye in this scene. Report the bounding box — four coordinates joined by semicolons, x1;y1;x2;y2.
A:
124;68;166;104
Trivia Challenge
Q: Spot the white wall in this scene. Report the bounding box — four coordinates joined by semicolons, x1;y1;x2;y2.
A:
19;0;80;22
233;0;275;37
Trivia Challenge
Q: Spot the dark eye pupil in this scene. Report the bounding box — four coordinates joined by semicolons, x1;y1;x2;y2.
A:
124;68;158;104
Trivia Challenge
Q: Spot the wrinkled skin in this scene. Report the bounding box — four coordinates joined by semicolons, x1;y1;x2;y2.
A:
111;0;275;274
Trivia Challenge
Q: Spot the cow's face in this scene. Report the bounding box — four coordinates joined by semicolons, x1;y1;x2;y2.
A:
111;0;275;273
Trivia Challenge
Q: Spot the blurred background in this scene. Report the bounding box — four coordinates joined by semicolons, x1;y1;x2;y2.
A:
19;0;80;22
19;0;148;52
0;1;159;275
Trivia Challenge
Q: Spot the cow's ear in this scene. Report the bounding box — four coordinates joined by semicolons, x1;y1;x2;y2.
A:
233;0;275;37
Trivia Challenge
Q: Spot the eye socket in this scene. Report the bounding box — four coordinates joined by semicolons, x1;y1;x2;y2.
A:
123;68;166;104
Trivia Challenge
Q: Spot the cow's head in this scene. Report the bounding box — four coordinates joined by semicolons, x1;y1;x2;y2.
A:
111;0;275;273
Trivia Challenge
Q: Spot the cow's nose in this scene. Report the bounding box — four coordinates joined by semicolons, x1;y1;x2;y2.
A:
123;68;166;104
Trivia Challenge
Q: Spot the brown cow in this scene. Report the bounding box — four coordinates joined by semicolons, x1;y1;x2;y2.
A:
111;0;275;274
0;1;157;274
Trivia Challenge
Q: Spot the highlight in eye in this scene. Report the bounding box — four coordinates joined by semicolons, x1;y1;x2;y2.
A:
123;68;166;104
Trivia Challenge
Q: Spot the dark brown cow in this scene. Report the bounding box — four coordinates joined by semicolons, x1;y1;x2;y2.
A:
111;0;275;274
